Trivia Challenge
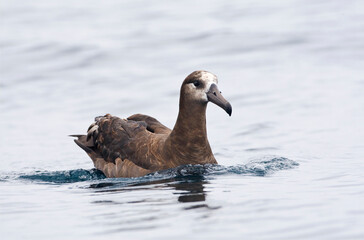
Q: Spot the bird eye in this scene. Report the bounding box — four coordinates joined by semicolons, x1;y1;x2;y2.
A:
193;81;200;87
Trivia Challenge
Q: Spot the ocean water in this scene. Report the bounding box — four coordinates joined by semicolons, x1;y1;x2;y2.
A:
1;0;364;239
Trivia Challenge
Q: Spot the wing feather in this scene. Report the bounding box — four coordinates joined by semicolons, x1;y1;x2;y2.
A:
127;114;171;134
91;114;166;169
72;113;170;177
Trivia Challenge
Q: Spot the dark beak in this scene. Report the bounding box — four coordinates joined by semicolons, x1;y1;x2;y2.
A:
207;84;232;116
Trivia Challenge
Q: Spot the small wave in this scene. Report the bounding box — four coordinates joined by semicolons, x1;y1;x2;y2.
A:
15;157;298;184
18;169;106;183
154;156;299;178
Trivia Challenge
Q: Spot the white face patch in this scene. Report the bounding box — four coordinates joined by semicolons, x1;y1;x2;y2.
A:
200;71;218;84
200;71;218;93
186;71;219;102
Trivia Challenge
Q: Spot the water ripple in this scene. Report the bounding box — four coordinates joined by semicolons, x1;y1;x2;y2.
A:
18;168;106;183
14;157;298;184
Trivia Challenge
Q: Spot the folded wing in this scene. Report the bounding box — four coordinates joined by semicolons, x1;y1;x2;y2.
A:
72;114;170;177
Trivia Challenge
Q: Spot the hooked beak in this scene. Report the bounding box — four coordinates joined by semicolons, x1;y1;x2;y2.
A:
207;84;232;116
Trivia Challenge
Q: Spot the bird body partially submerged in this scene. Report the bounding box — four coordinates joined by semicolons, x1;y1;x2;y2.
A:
72;70;232;178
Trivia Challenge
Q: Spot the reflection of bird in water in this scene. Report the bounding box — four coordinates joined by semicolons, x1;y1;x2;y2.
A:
169;180;207;203
89;176;208;204
72;70;232;178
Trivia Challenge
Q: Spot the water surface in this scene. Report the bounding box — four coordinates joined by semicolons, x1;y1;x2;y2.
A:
1;0;364;239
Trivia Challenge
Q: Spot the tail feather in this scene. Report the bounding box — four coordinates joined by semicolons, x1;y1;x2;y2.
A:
74;139;93;153
69;134;83;138
72;134;118;177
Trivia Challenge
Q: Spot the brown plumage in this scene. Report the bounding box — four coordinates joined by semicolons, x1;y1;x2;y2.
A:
71;70;232;178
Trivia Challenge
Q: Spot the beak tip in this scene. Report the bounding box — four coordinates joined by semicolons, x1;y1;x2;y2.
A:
226;104;232;116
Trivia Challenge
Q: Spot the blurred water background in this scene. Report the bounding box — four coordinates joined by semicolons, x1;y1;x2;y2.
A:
1;0;364;239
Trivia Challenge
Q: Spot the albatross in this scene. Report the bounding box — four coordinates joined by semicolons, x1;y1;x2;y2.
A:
71;70;232;178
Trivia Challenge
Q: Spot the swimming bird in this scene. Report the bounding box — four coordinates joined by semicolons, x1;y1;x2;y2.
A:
71;70;232;178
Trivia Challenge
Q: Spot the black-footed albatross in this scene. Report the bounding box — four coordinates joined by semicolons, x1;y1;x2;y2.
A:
71;70;232;178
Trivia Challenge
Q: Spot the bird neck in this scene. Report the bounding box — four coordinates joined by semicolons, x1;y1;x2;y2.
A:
164;95;216;165
172;99;208;142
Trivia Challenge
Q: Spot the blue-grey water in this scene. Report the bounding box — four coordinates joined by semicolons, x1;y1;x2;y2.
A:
1;0;364;239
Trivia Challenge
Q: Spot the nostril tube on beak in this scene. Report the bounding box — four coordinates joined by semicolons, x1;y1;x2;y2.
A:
207;83;233;116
